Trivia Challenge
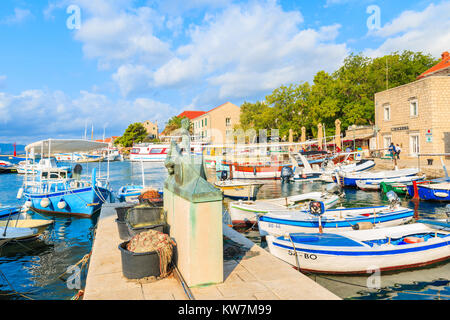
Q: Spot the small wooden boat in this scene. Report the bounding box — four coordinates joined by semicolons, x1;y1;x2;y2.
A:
266;223;450;274
229;192;340;226
0;219;53;246
214;180;263;200
356;175;425;191
335;168;419;187
258;204;414;236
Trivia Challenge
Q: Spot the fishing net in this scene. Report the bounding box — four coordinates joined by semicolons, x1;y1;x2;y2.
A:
138;188;163;206
127;230;174;278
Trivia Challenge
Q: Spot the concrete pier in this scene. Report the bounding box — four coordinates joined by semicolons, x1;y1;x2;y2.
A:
83;203;340;300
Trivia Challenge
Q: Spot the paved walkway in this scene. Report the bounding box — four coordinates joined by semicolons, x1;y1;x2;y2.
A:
83;203;340;300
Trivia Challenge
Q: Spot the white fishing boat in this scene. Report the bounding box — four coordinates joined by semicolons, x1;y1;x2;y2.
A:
335;168;420;187
266;223;450;274
356;175;426;191
214;180;263;200
16;158;69;175
319;159;375;182
129;143;171;162
229;191;340;226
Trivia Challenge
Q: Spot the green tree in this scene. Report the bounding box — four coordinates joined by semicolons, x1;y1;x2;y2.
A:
163;116;192;135
115;123;148;147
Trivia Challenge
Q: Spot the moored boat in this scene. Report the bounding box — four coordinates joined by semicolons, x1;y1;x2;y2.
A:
0;219;54;246
229;192;340;226
356;175;425;191
214;180;263;200
335;168;420;188
266;223;450;274
19;139;112;218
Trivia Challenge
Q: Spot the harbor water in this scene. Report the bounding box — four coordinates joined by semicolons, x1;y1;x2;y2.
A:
0;161;448;300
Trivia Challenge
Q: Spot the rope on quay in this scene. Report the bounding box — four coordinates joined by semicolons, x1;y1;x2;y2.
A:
58;252;92;281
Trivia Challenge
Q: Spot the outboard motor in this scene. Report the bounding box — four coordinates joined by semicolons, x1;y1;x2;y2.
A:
309;201;325;233
326;182;345;197
386;191;400;209
73;164;83;180
445;204;450;218
220;170;228;181
281;166;294;183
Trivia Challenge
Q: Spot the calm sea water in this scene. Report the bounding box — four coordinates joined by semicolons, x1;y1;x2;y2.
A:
0;161;448;300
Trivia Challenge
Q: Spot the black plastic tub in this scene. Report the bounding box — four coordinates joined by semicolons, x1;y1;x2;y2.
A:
127;223;167;237
118;241;161;279
115;219;131;241
115;205;134;222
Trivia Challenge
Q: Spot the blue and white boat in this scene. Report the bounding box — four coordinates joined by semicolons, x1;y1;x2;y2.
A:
319;159;375;182
356;175;426;191
258;203;414;236
335;168;419;188
411;183;450;202
117;185;144;202
0;206;21;219
18;139;112;218
266;222;450;274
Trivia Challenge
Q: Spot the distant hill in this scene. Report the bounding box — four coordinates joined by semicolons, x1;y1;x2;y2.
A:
0;143;26;155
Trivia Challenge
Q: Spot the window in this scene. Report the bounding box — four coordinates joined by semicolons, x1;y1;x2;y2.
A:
149;148;163;154
205;118;207;126
226;118;231;126
384;105;390;121
410;134;420;156
383;136;391;148
202;119;204;127
410;100;418;117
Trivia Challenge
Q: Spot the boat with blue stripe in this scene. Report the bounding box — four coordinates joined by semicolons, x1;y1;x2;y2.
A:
266;222;450;274
18;139;112;218
335;168;419;187
258;204;414;236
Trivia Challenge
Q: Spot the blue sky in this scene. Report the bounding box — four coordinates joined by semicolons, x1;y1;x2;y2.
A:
0;0;449;144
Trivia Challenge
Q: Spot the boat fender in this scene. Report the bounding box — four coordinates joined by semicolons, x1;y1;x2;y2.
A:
24;199;32;208
404;237;424;244
40;198;50;208
352;222;374;230
17;188;24;199
57;199;67;209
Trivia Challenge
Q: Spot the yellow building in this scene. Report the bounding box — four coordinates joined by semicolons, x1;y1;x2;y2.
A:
142;120;159;140
192;102;241;144
375;51;450;160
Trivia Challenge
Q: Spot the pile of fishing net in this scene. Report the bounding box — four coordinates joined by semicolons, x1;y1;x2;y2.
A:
127;229;174;278
138;188;163;206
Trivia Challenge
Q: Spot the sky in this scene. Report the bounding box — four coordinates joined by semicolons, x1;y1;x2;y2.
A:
0;0;449;144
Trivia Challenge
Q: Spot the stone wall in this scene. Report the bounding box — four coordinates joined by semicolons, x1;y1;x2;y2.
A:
375;76;450;160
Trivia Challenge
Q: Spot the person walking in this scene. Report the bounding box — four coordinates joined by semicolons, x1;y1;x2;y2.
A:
396;144;402;159
388;143;397;159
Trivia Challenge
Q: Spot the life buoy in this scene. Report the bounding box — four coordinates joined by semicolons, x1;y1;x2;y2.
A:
404;237;424;244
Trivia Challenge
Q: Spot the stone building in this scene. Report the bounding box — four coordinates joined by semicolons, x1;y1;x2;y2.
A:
142;120;159;140
374;52;450;159
192;102;241;144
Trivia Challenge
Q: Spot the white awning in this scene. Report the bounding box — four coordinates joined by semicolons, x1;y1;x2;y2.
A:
25;139;109;154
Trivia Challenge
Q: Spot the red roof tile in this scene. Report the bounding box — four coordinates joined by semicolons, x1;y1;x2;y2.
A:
177;111;207;120
418;51;450;79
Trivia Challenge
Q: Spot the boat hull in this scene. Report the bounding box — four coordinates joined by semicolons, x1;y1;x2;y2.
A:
229;194;340;226
24;186;110;218
267;232;450;274
214;182;263;201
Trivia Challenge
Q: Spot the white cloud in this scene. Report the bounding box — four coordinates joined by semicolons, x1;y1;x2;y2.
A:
365;1;450;57
1;8;33;25
152;1;348;98
0;89;174;143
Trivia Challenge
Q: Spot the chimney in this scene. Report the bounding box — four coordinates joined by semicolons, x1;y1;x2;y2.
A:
442;51;449;60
